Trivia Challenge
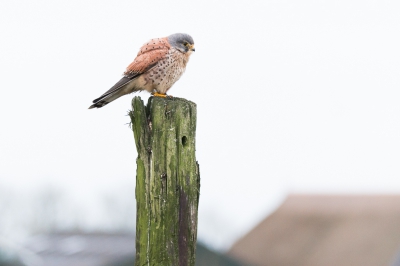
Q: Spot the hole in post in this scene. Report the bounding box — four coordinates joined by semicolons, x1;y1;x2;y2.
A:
182;136;188;147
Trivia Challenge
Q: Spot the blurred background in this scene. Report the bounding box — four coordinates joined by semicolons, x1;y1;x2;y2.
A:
0;0;399;265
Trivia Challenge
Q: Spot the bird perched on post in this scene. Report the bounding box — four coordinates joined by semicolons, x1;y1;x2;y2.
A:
89;33;195;109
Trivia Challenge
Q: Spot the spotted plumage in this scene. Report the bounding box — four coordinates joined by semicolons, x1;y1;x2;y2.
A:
89;33;195;109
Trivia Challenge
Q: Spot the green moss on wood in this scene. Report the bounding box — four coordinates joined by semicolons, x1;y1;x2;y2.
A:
130;96;200;266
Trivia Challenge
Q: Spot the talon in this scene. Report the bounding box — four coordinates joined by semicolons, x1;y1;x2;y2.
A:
152;92;167;98
152;92;173;98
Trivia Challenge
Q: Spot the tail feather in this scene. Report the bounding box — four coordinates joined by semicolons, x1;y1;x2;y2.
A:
88;89;126;109
89;74;141;109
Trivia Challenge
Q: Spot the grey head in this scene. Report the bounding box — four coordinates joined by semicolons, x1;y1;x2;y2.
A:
168;33;195;53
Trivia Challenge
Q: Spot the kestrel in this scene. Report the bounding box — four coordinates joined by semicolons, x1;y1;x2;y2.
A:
88;33;195;109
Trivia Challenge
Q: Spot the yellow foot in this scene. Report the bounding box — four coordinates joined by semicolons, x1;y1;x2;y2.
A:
152;92;167;98
152;92;173;98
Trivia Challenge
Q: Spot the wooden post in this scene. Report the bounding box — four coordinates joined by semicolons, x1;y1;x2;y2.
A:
130;96;200;266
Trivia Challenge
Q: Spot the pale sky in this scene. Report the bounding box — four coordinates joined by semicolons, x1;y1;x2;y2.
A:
1;0;399;250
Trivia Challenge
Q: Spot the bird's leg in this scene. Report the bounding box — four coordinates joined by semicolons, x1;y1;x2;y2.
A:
152;92;167;98
152;92;173;98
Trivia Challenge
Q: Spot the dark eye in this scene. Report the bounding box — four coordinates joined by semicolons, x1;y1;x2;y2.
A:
183;42;189;46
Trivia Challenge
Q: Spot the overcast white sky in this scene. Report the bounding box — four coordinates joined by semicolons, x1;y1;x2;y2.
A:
1;0;400;250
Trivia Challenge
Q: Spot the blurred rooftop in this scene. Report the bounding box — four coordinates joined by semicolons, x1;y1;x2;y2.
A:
229;194;400;266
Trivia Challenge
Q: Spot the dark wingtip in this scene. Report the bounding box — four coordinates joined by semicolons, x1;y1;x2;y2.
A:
88;101;109;109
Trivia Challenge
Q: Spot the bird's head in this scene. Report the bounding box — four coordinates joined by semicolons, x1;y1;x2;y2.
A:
168;33;195;54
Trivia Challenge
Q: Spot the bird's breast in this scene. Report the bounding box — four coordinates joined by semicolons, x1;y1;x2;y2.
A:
143;49;187;94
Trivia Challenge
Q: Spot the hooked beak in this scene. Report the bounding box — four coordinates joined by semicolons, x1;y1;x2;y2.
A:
190;44;195;52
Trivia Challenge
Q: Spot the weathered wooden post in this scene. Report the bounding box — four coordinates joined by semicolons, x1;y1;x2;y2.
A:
130;96;200;266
